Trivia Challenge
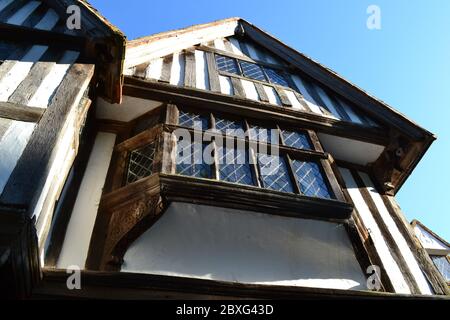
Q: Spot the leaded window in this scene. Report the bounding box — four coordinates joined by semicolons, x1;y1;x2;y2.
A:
431;256;450;281
215;117;245;134
257;154;294;193
215;54;240;75
218;147;255;186
281;130;313;150
178;110;209;130
176;140;212;179
265;67;289;87
173;107;339;201
126;143;156;185
249;125;275;143
240;61;267;81
291;160;332;199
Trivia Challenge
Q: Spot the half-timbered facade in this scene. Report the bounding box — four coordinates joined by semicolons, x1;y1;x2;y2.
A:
0;1;448;299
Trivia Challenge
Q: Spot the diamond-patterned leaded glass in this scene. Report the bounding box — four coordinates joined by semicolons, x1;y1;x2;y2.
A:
178;110;209;130
281;130;313;150
249;125;276;143
215;117;245;135
291;160;333;199
431;256;450;281
218;147;255;186
126;143;156;184
257;154;294;193
176;141;212;179
265;67;289;87
239;61;267;81
215;54;240;75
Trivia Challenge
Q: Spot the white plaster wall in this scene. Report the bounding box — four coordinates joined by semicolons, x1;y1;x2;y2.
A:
122;202;367;290
57;132;116;269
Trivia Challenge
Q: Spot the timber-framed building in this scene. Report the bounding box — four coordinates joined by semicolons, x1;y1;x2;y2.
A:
0;0;448;299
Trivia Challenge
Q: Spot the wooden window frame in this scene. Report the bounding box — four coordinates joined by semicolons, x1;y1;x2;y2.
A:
168;104;346;202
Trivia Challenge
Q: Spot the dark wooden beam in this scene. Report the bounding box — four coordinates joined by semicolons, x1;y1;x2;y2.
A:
0;23;86;51
159;173;353;222
123;77;389;146
384;199;450;295
351;170;421;295
0;102;44;123
0;64;95;209
0;205;41;299
36;269;450;300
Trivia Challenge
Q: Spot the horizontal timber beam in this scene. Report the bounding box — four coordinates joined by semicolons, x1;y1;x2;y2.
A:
0;102;44;123
123;76;389;146
35;269;450;300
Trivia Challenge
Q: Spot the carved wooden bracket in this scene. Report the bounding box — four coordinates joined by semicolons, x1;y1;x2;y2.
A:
86;174;166;271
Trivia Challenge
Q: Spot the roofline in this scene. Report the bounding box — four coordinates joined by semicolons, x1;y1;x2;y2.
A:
127;17;240;48
125;16;435;141
238;18;435;141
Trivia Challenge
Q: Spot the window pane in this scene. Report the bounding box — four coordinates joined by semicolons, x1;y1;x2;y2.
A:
215;117;245;135
265;67;289;87
215;54;240;75
176;141;212;179
257;154;294;193
249;125;276;143
178;110;208;130
218;147;255;186
126;143;156;184
281;130;313;150
240;61;267;81
291;160;333;199
431;256;450;281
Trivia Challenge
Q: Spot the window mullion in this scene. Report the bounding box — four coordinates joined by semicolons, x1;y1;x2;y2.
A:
236;58;244;76
261;65;271;83
285;153;302;195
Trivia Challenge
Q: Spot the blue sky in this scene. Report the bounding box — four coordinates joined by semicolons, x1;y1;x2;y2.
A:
90;0;450;240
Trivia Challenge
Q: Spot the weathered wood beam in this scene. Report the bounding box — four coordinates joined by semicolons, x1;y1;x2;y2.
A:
351;170;421;295
0;102;44;123
383;197;450;295
123;77;389;146
0;23;86;51
36;269;450;300
0;64;95;210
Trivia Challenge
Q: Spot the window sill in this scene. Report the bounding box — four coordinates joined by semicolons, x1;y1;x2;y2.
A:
159;173;353;221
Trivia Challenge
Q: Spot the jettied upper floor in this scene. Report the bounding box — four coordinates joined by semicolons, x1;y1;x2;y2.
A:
119;17;435;196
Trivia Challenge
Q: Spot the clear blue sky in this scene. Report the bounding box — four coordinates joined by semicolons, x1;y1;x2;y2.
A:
90;0;450;240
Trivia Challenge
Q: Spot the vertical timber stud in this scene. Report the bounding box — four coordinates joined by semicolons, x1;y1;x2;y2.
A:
205;52;221;93
351;170;421;295
184;50;196;88
0;64;94;297
382;196;450;295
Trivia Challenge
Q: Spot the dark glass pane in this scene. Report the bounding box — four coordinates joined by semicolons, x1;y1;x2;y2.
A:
215;117;245;135
240;61;267;81
178;110;208;130
257;154;294;193
265;67;289;87
291;160;333;199
176;141;212;179
281;130;313;150
218;147;255;186
215;54;239;75
431;256;450;281
126;143;156;184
